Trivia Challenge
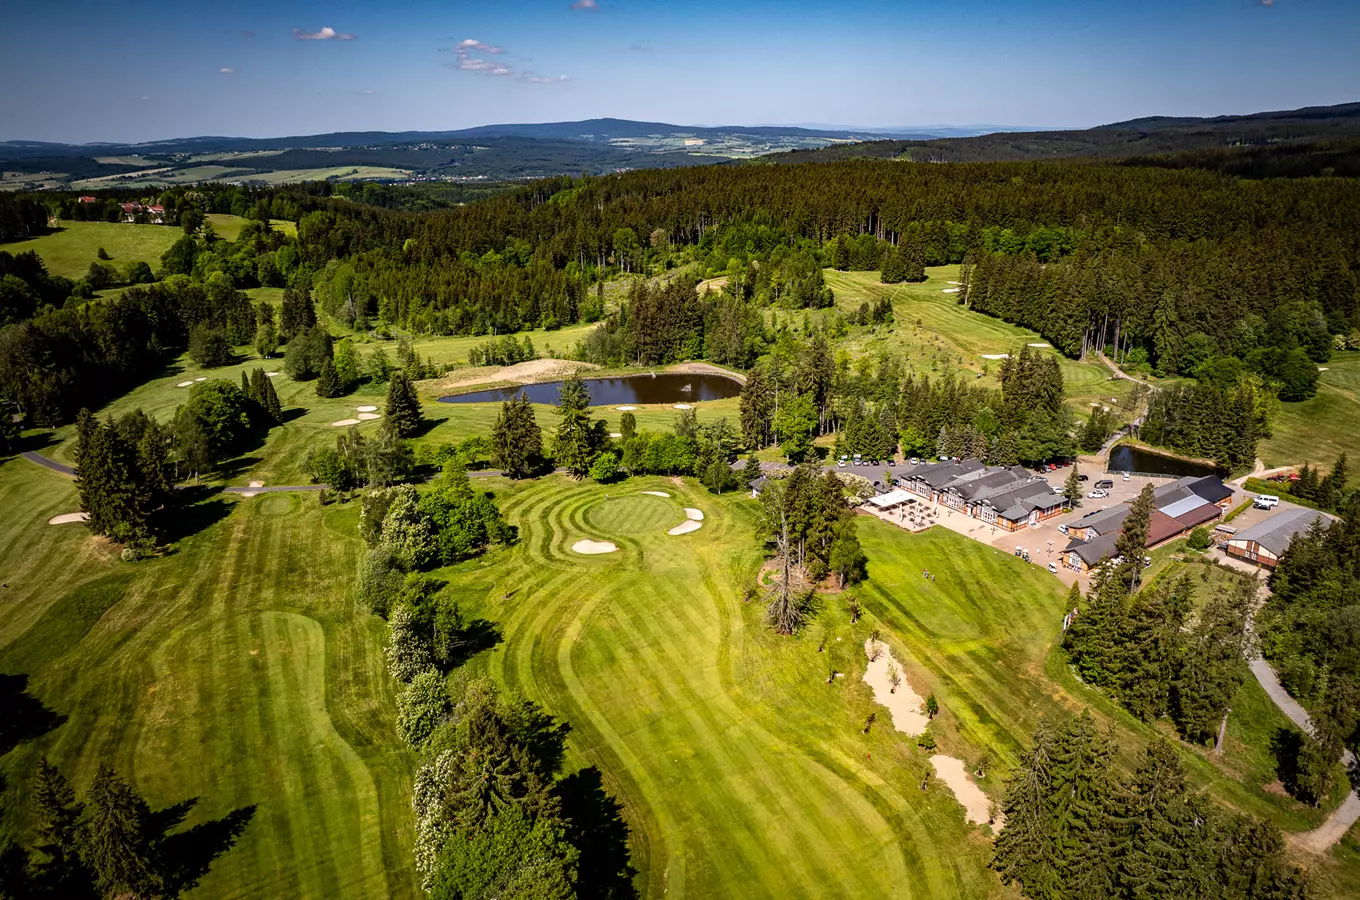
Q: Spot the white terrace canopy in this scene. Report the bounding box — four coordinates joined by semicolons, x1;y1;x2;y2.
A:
867;489;916;510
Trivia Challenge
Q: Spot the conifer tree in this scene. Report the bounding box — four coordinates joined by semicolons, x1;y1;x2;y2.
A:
29;757;85;887
386;370;424;438
551;374;596;478
260;372;283;423
991;719;1060;895
1292;717;1342;807
279;286;316;342
491;392;542;479
1062;467;1082;506
1113;576;1189;721
1174;574;1253;743
1115;483;1156;587
79;766;163;899
315;358;342;398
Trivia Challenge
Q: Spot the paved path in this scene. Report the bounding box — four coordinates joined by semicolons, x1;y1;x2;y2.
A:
21;450;75;477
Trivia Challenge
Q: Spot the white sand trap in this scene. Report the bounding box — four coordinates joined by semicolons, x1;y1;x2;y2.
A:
641;490;670;497
332;418;361;427
673;403;692;410
356;405;378;412
615;405;638;411
48;512;89;525
176;381;194;387
930;755;1001;829
942;288;961;294
239;481;266;498
862;639;929;735
947;281;961;285
356;412;381;421
265;371;280;377
1318;367;1330;372
609;432;622;438
1027;342;1051;348
194;377;206;382
572;539;618;555
683;508;704;521
981;353;1010;360
668;519;702;536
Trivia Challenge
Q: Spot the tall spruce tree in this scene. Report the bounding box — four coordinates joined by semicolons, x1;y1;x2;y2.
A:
491;392;542;479
551;374;596;477
991;718;1061;896
29;756;86;890
315;358;342;398
386;370;424;438
79;766;163;899
1115;483;1157;588
1173;574;1253;744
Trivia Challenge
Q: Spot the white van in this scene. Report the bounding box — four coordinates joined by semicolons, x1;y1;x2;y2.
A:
1254;494;1280;510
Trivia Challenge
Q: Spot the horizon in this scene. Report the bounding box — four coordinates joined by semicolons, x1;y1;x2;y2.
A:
4;0;1359;144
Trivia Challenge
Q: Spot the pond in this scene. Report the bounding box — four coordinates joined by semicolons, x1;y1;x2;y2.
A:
438;373;743;406
1107;444;1220;478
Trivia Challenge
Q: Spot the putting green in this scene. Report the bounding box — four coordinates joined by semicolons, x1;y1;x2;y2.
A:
585;495;680;535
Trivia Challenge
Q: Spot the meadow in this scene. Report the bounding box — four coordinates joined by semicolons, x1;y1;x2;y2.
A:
1258;351;1360;471
5;220;181;279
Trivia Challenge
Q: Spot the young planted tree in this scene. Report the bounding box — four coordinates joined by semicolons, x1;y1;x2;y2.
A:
888;662;902;694
386;370;424;438
925;694;939;719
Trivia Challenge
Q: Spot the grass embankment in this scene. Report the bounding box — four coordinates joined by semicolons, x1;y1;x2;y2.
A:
4;221;180;279
0;460;418;900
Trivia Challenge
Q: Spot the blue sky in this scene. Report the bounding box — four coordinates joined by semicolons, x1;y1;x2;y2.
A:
2;0;1357;143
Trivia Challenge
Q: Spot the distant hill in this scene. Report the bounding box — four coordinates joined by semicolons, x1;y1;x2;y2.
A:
3;104;1358;190
766;102;1360;166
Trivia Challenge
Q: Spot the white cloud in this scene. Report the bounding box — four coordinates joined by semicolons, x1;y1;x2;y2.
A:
447;38;570;84
292;26;357;41
458;39;504;54
570;0;599;10
219;67;236;75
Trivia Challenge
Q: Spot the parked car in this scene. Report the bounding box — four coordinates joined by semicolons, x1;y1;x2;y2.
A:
1254;494;1280;510
1088;490;1107;499
1122;472;1131;481
887;460;896;467
837;460;846;468
1048;562;1059;574
909;458;920;466
1058;524;1069;535
1095;479;1114;490
1078;474;1089;482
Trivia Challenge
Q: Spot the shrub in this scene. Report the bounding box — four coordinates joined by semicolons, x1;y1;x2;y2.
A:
396;670;451;748
187;325;232;368
1187;527;1212;551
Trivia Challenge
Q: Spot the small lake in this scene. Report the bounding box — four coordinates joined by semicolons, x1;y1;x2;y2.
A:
438;373;743;406
1107;444;1220;478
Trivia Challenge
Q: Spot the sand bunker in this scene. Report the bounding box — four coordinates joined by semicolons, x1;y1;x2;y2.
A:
332;418;361;427
48;512;89;525
683;508;704;521
673;403;692;410
610;432;622;438
1027;342;1051;348
942;288;960;294
194;377;206;382
356;413;381;421
981;353;1010;360
1319;367;1330;372
947;281;961;285
176;380;194;387
435;358;597;391
356;405;378;412
930;755;1000;829
862;639;929;735
668;520;702;536
615;406;638;411
265;371;280;377
640;491;670;498
572;539;618;555
239;481;265;498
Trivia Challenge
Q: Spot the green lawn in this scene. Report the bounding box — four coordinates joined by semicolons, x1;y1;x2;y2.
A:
0;460;418;899
206;214;299;241
4;221;181;279
1259;351;1360;472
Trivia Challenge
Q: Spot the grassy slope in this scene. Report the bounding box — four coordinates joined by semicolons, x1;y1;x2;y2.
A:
4;221;180;279
822;267;1144;420
206;214;299;241
1259;351;1360;471
0;460;418;900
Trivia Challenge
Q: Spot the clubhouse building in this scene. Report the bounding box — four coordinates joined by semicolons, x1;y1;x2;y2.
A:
1062;475;1234;572
1225;507;1332;569
898;459;1069;531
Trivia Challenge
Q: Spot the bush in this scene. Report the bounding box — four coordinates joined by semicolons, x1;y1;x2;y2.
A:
396;670;452;748
356;549;406;616
588;451;619;484
1187;527;1212;551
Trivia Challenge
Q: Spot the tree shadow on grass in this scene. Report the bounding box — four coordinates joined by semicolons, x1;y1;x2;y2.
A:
0;674;67;756
557;766;639;900
279;407;308;424
411;416;450;439
214;456;264;483
1271;726;1304;796
158;802;258;895
158;486;233;547
447;619;502;668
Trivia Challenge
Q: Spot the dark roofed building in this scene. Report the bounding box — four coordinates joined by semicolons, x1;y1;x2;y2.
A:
1226;508;1331;568
1065;533;1120;571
